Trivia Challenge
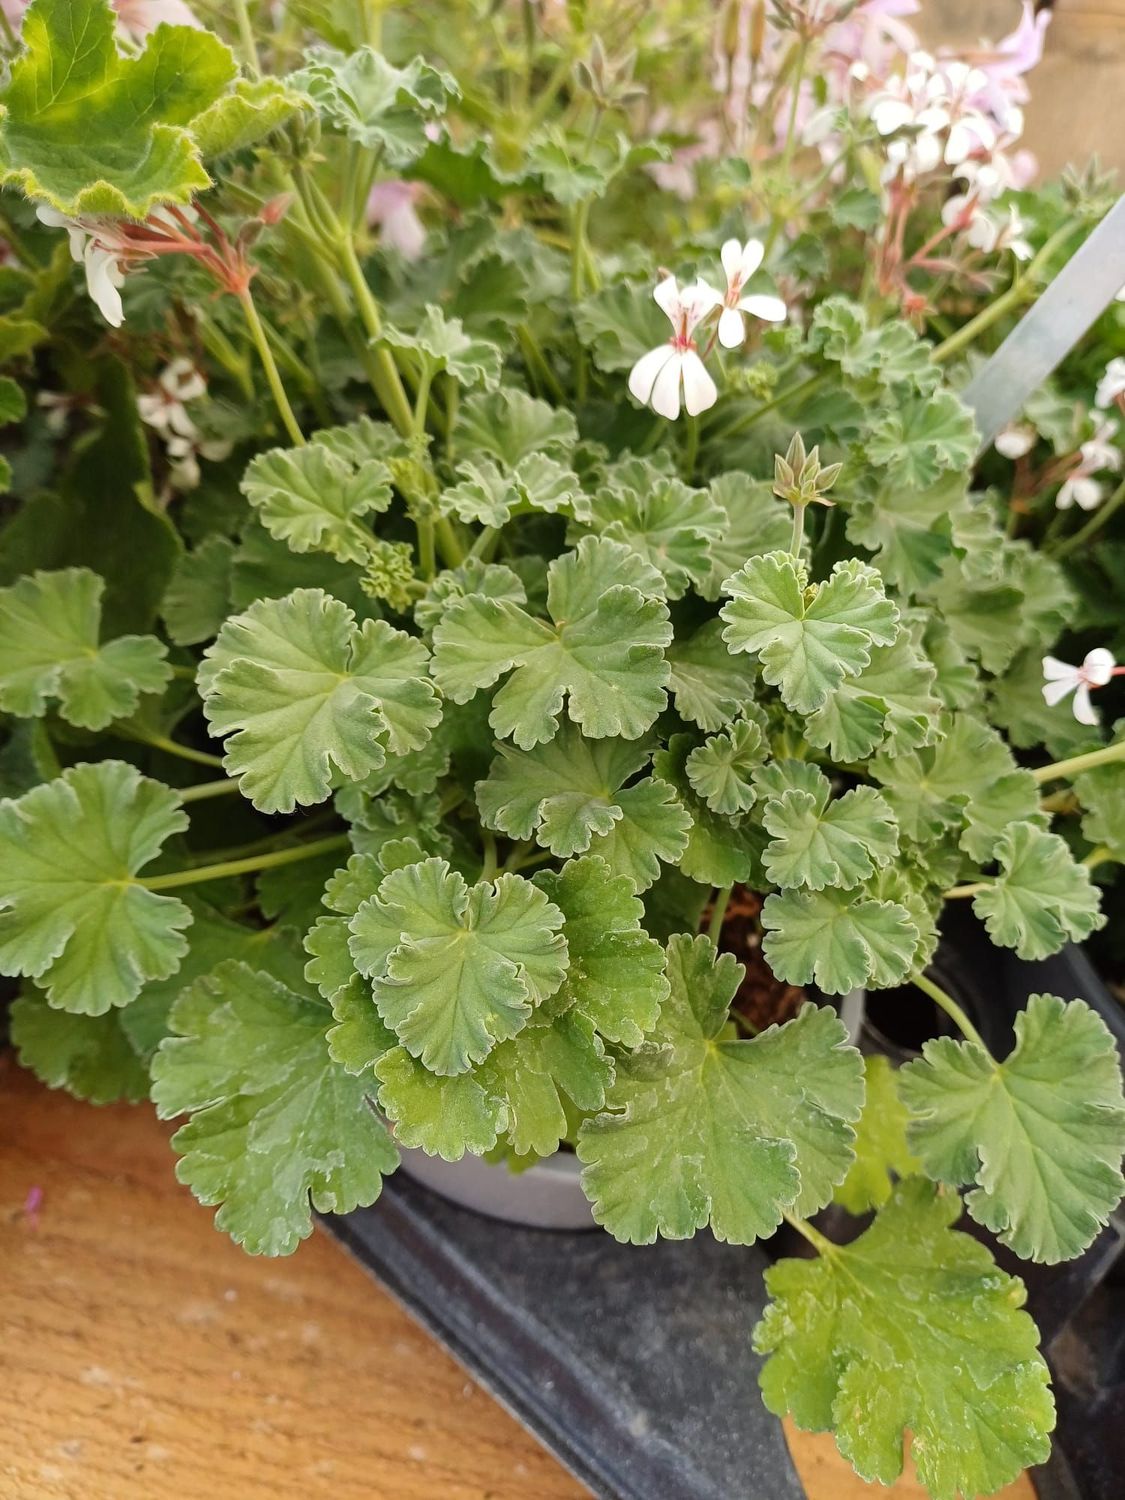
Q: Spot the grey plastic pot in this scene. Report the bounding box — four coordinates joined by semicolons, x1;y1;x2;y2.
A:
395;987;867;1230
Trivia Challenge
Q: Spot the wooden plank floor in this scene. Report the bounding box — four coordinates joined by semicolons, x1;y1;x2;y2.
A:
1;1056;1035;1500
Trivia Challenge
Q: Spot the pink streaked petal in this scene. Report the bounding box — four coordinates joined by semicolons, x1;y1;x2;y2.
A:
652;275;683;327
717;306;745;349
628;345;675;407
1072;684;1100;726
1083;648;1117;685
739;293;787;323
650;354;684;420
680;351;718;416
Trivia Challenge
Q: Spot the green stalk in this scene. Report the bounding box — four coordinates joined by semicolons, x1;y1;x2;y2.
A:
1084;845;1114;870
789;502;807;557
336;236;415;437
781;1210;835;1257
683;415;700;481
709;371;824;443
1032;738;1125;784
237;287;305;447
179;779;241;804
1050;475;1125;559
708;886;732;942
231;0;261;77
141;834;350;892
943;881;989;899
763;37;809;257
127;732;225;770
911;969;987;1051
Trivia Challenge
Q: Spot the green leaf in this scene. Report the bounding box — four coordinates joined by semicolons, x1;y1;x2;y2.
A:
152;962;397;1255
379;306;502;390
199;588;439;813
866;390;978;489
348;857;568;1075
1076;753;1125;861
721;552;898;714
414;558;527;634
11;992;149;1104
291;47;455;167
761;887;918;994
846;474;967;596
901;994;1125;1263
972;823;1105;960
803;629;941;761
577;934;863;1242
241;442;392;564
699;472;792;600
762;778;899;891
535;855;668;1047
475;724;689;892
162;535;234;647
432;536;671;749
573;281;668;373
442;453;585;528
834;1055;920;1214
808;296;940;395
755;1178;1054;1500
191;77;307;158
0;761;190;1014
0;375;27;424
652;734;766;888
0;567;170;729
685;720;765;814
0;0;236;216
666;619;759;731
455;387;577;467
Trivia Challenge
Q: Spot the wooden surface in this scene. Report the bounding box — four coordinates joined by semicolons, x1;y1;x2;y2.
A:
1;1056;1036;1500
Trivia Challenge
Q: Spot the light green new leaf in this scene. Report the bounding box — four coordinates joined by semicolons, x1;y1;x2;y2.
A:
432;536;671;749
0;0;236;216
972;822;1105;960
414;558;527;634
755;1179;1054;1500
348;857;568;1075
808;296;940;395
666;619;760;731
652;734;766;888
1076;755;1125;861
578;935;863;1242
291;47;455;167
802;629;941;761
685;720;765;814
240;443;392;564
191;77;307;158
152;962;397;1255
442;453;585;528
834;1054;920;1213
762;778;898;891
455;387;577;467
476;725;689;892
11;992;149;1104
0;568;170;729
199;589;439;813
0;761;190;1014
761;887;918;994
721;552;898;714
866;390;978;489
535;855;668;1047
900;994;1125;1263
379;306;502;391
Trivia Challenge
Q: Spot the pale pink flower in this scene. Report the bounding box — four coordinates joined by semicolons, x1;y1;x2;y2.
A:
1042;648;1117;726
628;276;721;420
114;0;202;42
715;239;787;348
367;180;426;261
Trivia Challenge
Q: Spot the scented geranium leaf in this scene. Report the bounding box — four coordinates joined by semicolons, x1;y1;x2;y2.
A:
871;711;1023;845
291;47;455;167
972;823;1105;960
0;0;236;217
845;473;966;595
304;853;396;1073
191;77;307;158
0;375;27;424
240;443;392;564
834;1055;920;1214
162;535;235;646
866;390;978;489
808;296;939;395
900;995;1125;1264
11;993;149;1104
751;758;827;803
578;934;863;1242
761;887;918;994
685;720;765;815
380;307;502;391
762;780;898;892
653;735;765;888
442;454;584;527
721;553;898;714
455;387;577;467
573;281;668;373
375;1045;505;1158
0;568;170;729
476;725;689;892
803;629;941;761
0;761;190;1014
348;857;568;1075
432;536;671;749
1076;755;1125;861
960;769;1045;864
414;558;526;634
755;1178;1054;1500
575;459;726;599
926;564;1026;675
152;962;396;1255
667;620;759;731
699;473;792;600
199;589;439;813
535;855;669;1047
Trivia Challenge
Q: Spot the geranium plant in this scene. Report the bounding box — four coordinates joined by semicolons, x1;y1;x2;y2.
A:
2;2;1124;1496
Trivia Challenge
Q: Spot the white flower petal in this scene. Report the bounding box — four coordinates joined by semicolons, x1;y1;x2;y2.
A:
1072;683;1100;725
995;425;1036;460
720;239;743;283
717;307;745;349
738;239;764;282
739;293;787;323
1042;655;1077;682
1083;648;1117;686
684;278;723;334
652;275;682;326
680;351;717;416
1042;677;1076;707
650;353;684;420
83;246;125;327
628;345;675;407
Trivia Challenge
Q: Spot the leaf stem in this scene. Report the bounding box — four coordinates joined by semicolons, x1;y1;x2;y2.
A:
1084;844;1114;870
126;732;225;769
943;881;989;899
710;371;824;443
237;287;305;447
781;1210;835;1256
789;502;806;558
141;833;350;892
1032;738;1125;784
179;778;241;804
910;969;987;1051
763;37;809;257
231;0;261;77
708;885;733;942
335;235;416;438
479;829;499;882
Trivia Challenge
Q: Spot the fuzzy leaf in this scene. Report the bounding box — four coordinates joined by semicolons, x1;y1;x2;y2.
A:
1076;755;1125;861
455;387;577;467
685;720;765;814
866;390;978;489
762;778;898;891
808;296;940;395
653;734;766;888
442;453;585;527
162;535;234;647
761;887;918;994
0;761;190;1014
432;536;671;749
291;47;455;167
755;1179;1054;1500
0;568;170;729
973;823;1105;960
834;1055;920;1214
152;962;396;1255
901;995;1125;1263
802;629;941;761
0;0;236;216
700;472;792;600
199;589;439;813
11;993;149;1103
721;553;898;714
240;443;392;564
578;934;863;1242
380;306;502;390
348;857;568;1075
666;619;759;731
191;77;307;158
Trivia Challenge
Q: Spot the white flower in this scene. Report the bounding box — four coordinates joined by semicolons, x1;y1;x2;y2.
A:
995;423;1036;459
138;358;231;491
35;205;128;327
715;239;787;349
1042;648;1117;726
1056;418;1120;510
627;275;722;420
1095;357;1125;410
1056;474;1105;513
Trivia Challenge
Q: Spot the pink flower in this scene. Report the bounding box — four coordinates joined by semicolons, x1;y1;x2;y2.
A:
1042;649;1117;726
114;0;202;42
367;181;426;261
628;276;722;420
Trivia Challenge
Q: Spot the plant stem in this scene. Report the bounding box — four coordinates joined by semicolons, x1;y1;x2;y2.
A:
683;415;700;481
781;1210;835;1256
479;829;498;882
1050;475;1125;559
179;778;241;804
943;881;988;899
1084;844;1114;870
141;833;350;892
764;37;809;257
1032;738;1125;784
231;0;261;77
336;236;415;437
127;732;225;769
710;371;823;443
910;969;987;1051
789;502;806;557
708;886;732;941
237;287;305;447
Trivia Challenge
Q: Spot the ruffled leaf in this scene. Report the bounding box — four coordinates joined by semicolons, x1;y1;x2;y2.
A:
240;442;392;564
762;776;899;891
972;823;1105;960
761;887;918;994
